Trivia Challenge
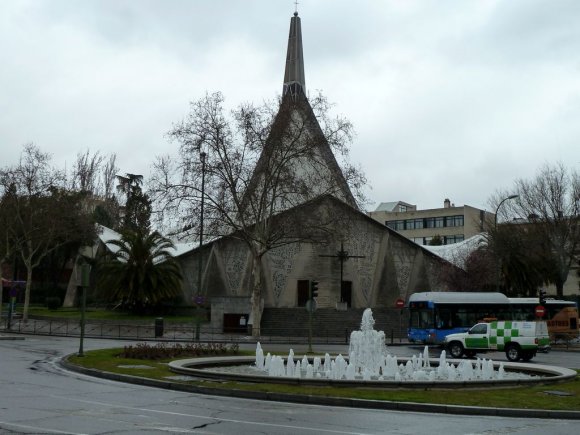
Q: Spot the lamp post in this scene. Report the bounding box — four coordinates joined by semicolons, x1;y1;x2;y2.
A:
494;194;519;292
195;151;207;341
77;262;91;357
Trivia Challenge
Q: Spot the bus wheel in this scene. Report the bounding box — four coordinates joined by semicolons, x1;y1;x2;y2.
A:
448;341;464;358
505;344;521;362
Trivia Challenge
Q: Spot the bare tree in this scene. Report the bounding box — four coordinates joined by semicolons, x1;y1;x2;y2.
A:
0;144;97;320
491;162;580;297
71;149;104;194
150;92;365;335
437;237;495;292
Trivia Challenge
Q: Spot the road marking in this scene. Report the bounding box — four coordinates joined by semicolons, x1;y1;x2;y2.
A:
51;395;372;435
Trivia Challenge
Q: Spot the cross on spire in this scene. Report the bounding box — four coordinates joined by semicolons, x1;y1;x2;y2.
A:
294;1;299;14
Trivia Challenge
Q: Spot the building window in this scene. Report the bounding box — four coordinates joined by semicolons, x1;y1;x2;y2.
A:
446;215;464;227
414;218;423;229
425;218;435;228
444;235;465;245
435;217;445;228
387;220;405;230
398;204;407;212
405;218;424;230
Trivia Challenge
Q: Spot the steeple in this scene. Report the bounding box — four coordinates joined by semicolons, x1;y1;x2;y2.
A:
243;10;358;213
283;12;306;99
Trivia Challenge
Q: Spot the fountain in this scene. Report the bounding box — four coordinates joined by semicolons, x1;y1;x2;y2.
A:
255;309;512;382
169;308;577;387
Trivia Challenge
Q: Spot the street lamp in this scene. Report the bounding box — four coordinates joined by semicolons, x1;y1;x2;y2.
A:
77;261;91;357
195;151;207;341
494;194;519;292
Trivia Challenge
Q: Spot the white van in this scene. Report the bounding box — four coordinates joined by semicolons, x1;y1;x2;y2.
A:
445;320;550;362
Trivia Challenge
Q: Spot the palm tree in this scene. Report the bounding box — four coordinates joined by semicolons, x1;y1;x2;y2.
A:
98;229;183;312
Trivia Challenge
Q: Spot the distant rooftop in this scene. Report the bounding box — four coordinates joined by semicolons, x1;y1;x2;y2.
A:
373;198;471;213
374;201;416;212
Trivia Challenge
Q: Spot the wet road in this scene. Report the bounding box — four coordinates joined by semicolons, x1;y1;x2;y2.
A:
0;335;578;434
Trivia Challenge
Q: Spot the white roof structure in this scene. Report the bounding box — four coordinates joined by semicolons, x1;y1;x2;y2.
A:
96;225;196;258
422;233;486;270
373;201;416;212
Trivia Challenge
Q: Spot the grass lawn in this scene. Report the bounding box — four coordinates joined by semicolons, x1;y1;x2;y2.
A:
67;348;580;411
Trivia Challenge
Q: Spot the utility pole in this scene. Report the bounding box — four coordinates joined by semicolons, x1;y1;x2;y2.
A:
494;194;519;292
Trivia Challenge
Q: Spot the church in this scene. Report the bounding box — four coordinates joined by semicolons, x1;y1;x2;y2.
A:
175;12;451;336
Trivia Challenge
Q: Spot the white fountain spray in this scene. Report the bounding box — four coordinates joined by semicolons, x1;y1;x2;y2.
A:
254;308;519;382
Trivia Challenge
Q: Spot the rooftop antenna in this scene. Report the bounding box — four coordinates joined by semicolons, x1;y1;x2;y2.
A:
294;0;299;15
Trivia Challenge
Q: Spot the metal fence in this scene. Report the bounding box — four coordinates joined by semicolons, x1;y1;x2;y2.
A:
1;317;409;345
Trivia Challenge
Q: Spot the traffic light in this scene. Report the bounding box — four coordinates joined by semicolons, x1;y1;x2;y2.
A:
310;280;319;299
539;288;547;306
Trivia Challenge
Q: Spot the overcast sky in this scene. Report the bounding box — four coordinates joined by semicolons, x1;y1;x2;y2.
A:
2;0;580;212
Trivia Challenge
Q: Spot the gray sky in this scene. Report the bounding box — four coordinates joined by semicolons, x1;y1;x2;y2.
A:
2;0;580;212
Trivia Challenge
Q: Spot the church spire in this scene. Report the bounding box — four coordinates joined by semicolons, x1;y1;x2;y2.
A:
283;11;306;99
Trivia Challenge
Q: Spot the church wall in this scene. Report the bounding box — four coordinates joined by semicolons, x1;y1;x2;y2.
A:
176;199;450;312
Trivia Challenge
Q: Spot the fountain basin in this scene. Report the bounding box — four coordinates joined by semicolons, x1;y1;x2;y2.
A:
168;356;577;389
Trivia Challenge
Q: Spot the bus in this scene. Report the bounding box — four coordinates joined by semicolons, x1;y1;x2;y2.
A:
407;292;579;344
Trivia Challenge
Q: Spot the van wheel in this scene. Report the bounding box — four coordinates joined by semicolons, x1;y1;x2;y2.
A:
448;341;464;358
505;344;521;362
521;351;534;362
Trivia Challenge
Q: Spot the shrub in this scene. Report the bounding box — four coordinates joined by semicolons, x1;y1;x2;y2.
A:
119;342;239;360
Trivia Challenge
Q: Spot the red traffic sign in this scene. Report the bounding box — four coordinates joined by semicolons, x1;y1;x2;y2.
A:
535;305;546;318
395;298;405;309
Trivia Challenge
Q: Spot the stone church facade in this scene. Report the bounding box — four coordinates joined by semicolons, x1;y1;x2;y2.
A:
178;196;449;332
175;12;452;333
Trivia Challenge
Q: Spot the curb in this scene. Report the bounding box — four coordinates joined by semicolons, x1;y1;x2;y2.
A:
0;335;25;340
59;355;580;420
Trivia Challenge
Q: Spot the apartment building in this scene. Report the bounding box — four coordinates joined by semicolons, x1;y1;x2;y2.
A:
368;199;494;245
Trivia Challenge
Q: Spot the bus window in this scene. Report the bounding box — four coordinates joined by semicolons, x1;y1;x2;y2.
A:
410;310;433;329
435;309;452;329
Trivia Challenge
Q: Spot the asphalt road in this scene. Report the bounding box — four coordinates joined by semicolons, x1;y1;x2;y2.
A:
0;334;578;435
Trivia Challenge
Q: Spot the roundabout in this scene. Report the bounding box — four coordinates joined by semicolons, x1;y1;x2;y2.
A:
169;309;576;391
168;354;577;390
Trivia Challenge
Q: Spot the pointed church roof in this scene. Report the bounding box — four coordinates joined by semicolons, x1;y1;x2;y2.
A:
283;12;306;99
244;12;358;211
